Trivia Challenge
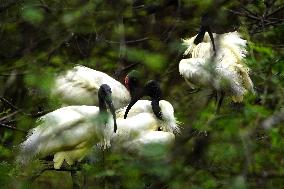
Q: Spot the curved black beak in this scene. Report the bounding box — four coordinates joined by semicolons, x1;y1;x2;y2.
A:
105;95;117;133
206;26;216;52
124;96;141;119
194;25;216;52
124;80;163;120
194;14;216;52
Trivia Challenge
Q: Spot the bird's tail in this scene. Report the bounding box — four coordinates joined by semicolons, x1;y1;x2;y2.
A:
238;64;254;93
16;127;41;165
231;64;254;103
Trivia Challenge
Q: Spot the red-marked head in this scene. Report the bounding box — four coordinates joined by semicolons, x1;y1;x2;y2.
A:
124;75;129;90
124;70;141;92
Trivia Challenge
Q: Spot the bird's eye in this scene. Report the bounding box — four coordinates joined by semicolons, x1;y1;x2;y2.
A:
124;76;129;88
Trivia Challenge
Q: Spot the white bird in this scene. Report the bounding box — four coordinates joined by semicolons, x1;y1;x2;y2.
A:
179;27;254;113
111;80;180;156
52;65;138;110
18;84;117;169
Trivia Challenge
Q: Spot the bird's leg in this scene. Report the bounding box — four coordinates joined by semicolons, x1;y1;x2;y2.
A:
216;91;225;114
71;163;81;189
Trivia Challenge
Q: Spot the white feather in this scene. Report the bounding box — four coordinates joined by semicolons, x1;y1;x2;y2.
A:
121;131;175;157
52;65;130;109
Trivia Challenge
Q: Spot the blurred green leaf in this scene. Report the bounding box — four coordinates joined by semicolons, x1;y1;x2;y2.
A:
22;7;44;25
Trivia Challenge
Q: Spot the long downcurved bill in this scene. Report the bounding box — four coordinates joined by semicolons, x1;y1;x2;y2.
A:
105;97;117;133
194;25;216;52
123;97;140;119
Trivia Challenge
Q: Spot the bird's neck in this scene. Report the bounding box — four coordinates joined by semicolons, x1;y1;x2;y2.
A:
151;99;163;120
98;96;107;113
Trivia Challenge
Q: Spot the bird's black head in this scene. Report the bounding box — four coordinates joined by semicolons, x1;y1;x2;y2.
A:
98;84;117;133
124;80;163;120
124;70;142;96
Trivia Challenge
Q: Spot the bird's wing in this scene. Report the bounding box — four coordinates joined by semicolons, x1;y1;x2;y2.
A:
114;113;159;141
179;58;213;87
20;106;100;158
121;131;175;157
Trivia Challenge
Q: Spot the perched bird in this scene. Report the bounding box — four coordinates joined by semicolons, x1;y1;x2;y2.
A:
180;27;254;113
114;101;180;149
18;84;117;169
52;65;138;110
112;80;180;154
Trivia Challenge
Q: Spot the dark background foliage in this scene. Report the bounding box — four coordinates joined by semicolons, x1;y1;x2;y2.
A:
0;0;283;188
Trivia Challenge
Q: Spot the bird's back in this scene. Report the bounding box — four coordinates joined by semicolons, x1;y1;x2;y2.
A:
114;113;159;139
19;106;103;164
52;65;130;109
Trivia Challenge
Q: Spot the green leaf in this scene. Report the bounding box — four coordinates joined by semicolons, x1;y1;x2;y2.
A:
22;7;44;24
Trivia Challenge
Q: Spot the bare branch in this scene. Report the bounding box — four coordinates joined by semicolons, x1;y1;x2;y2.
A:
266;5;284;18
103;37;148;44
0;97;50;117
240;6;258;17
0;111;19;122
0;122;26;133
0;0;22;13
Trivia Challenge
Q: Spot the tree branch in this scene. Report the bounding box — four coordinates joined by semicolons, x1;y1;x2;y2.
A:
0;0;22;13
0;122;27;133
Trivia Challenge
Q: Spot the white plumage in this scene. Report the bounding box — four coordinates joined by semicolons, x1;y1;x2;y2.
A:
18;100;179;169
111;99;179;154
116;100;180;134
180;31;254;103
183;31;247;62
52;65;130;109
18;105;114;169
120;131;175;157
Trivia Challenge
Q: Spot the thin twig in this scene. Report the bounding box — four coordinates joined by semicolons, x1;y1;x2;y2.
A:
0;122;26;133
0;73;28;77
241;6;258;17
103;37;148;44
0;111;19;122
266;6;284;18
75;35;87;57
0;97;50;117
